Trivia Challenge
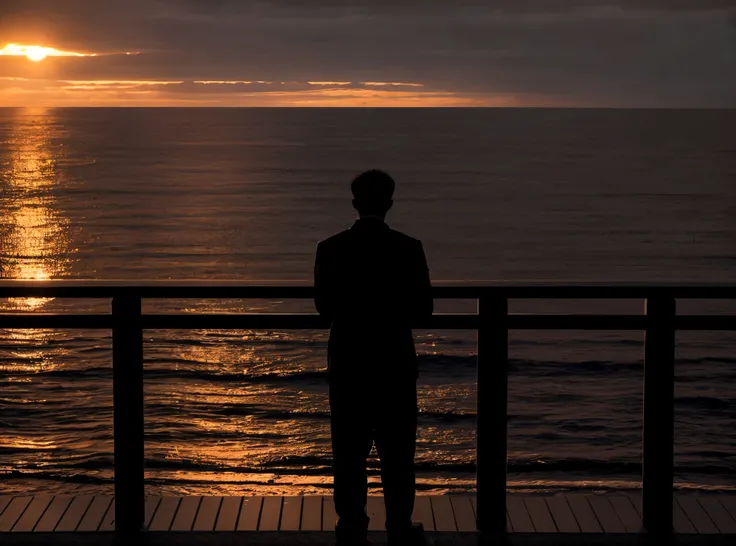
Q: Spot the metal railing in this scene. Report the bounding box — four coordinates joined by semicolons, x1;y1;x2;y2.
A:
1;280;736;535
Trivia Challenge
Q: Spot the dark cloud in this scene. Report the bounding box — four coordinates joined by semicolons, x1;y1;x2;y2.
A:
0;0;734;106
155;0;736;14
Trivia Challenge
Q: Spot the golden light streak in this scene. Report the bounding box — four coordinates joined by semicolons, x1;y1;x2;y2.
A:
0;43;139;62
1;108;76;310
0;43;95;62
61;80;183;85
278;87;500;107
193;80;273;84
194;80;254;85
60;80;184;90
361;81;425;87
0;76;517;106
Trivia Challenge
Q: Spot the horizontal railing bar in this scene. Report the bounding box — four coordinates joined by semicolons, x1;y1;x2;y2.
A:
2;281;736;299
2;313;734;330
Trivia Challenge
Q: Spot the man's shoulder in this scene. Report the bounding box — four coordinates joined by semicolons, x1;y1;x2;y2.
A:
386;228;422;247
317;226;423;252
317;229;353;251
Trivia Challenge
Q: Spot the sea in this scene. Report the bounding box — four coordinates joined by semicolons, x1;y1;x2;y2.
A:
1;107;735;497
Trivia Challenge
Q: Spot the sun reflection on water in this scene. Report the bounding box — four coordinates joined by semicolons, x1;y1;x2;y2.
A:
0;108;76;310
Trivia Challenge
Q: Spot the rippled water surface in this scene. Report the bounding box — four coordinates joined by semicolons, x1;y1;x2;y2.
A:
1;107;735;496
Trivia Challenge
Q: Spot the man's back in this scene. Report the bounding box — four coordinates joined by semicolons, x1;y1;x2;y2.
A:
316;170;431;545
315;217;432;382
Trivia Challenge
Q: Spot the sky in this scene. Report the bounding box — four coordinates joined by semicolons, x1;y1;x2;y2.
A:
0;0;735;107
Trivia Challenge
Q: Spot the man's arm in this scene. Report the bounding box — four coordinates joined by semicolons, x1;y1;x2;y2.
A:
314;242;336;322
412;240;433;319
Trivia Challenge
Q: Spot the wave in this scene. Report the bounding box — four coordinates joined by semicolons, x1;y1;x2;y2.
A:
1;470;114;485
3;355;735;387
4;458;734;479
676;396;736;416
149;368;327;383
143;403;475;422
679;356;736;365
0;348;736;382
149;406;472;422
4;473;733;495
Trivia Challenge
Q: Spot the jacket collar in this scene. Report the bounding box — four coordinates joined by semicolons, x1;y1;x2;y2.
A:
351;217;389;230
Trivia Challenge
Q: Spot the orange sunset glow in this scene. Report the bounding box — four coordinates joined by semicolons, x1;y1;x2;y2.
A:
0;43;97;62
0;39;518;107
0;0;733;108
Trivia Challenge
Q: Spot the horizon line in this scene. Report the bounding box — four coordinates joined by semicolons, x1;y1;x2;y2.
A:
0;105;734;110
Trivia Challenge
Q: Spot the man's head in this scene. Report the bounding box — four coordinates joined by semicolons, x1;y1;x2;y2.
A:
351;169;395;218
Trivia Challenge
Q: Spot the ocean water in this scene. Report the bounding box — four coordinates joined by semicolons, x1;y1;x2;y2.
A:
1;107;735;497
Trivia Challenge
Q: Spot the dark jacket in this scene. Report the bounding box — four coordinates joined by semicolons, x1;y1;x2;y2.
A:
314;218;433;384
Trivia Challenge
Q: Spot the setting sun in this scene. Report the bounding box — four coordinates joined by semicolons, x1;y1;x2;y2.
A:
25;47;48;62
0;43;94;62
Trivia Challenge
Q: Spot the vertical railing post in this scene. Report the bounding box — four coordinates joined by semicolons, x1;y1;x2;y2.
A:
642;297;676;535
476;295;509;534
112;292;145;533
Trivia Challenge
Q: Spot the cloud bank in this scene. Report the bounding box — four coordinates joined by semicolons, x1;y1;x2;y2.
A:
1;0;734;106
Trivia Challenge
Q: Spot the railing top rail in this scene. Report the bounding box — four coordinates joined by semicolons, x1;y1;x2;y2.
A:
1;280;736;299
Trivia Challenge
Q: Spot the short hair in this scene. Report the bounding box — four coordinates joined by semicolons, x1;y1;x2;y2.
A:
351;170;395;214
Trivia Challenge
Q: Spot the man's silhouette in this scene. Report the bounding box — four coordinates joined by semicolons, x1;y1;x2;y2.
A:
314;170;433;545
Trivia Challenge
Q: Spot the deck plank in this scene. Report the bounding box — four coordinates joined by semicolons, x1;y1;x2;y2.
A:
193;497;222;532
450;496;475;532
259;497;283;531
412;496;435;532
4;493;732;535
104;496;162;532
34;496;73;532
0;497;32;532
237;497;263;531
698;497;736;534
367;496;386;531
145;497;162;529
719;496;736;527
11;496;53;532
0;497;12;518
608;496;642;534
171;496;201;532
77;496;113;532
673;496;697;534
430;496;456;532
588;496;626;533
629;494;642;517
322;496;337;532
55;495;93;532
677;497;719;534
301;496;322;531
525;497;556;533
280;497;302;531
545;496;579;533
149;497;181;532
507;496;535;533
215;497;241;531
566;495;603;533
98;499;115;532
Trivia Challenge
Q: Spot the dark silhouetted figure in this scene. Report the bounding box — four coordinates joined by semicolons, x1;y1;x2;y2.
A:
314;170;433;545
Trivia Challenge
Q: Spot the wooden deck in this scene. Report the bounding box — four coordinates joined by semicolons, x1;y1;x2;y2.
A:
0;494;735;535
